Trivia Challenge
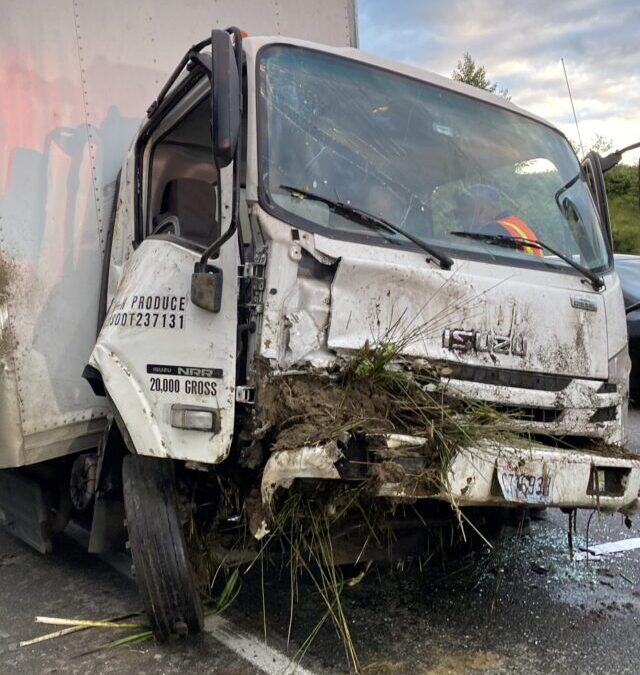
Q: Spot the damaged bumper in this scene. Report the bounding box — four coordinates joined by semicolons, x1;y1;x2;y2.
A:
260;436;640;519
443;443;640;513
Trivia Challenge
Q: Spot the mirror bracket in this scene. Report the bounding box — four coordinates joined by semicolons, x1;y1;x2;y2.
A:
189;52;212;75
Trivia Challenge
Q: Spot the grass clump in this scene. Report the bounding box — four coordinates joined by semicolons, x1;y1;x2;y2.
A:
246;340;522;671
260;339;518;489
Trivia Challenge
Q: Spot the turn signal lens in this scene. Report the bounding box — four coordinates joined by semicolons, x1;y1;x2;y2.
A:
170;405;219;432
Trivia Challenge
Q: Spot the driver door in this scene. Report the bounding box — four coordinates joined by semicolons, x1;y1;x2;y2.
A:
89;78;239;465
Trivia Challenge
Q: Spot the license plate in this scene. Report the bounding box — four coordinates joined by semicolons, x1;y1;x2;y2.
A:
497;460;553;504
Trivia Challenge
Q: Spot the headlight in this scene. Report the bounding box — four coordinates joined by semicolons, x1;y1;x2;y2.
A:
606;347;630;445
608;346;631;397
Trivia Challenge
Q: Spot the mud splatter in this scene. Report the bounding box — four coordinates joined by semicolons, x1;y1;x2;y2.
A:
0;250;16;361
370;459;407;484
259;373;395;451
0;250;15;305
258;342;517;456
582;442;640;460
0;326;16;362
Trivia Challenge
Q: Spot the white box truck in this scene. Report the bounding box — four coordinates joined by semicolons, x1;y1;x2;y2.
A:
2;0;639;641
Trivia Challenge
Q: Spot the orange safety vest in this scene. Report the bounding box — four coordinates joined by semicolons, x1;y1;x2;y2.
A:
495;215;543;257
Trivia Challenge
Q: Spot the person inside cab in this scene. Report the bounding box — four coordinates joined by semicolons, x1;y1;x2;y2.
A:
466;184;543;257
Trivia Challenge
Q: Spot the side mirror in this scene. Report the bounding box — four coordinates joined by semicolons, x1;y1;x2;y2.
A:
210;29;240;168
191;263;223;313
599;150;622;173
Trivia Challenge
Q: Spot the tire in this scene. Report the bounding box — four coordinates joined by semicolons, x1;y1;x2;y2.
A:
122;455;203;641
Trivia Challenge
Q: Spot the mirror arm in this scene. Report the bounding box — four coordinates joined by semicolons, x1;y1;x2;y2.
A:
189;52;213;75
600;141;640;173
147;37;213;117
626;301;640;316
228;26;244;264
196;218;238;271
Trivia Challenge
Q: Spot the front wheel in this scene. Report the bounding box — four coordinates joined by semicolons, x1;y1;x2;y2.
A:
122;455;203;640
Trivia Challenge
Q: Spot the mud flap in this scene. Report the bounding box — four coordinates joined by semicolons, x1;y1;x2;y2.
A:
0;470;53;553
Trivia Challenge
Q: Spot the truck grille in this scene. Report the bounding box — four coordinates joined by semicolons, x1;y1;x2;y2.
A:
464;402;563;424
442;363;571;392
490;404;563;423
589;406;617;423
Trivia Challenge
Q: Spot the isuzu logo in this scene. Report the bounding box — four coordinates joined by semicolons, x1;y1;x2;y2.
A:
570;296;598;312
442;329;527;357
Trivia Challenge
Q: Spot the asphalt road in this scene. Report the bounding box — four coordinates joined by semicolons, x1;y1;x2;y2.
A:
2;411;640;675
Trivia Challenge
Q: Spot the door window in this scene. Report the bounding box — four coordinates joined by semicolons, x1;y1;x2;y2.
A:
147;97;219;248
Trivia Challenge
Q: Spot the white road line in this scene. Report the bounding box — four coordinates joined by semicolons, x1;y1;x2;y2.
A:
64;523;317;675
204;615;315;675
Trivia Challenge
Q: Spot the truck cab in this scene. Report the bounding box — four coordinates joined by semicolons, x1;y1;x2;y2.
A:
82;30;640;636
97;30;635;492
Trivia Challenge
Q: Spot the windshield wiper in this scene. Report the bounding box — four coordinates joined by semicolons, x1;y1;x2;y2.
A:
279;185;453;270
450;231;604;291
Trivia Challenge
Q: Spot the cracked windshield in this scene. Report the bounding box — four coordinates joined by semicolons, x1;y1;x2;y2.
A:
258;45;610;273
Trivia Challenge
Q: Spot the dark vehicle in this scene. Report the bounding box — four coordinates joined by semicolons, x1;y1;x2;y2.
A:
615;254;640;399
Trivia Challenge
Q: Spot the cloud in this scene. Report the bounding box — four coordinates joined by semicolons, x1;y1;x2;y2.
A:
358;0;640;162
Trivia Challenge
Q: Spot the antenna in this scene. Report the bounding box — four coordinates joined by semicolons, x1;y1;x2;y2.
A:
561;58;584;156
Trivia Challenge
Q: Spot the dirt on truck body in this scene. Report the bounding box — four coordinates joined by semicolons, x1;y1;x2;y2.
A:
254;350;504;496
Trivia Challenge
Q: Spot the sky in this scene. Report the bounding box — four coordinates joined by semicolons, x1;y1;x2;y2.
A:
357;0;640;164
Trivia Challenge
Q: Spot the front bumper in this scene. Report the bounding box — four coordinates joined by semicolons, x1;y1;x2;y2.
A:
261;438;640;517
443;443;640;512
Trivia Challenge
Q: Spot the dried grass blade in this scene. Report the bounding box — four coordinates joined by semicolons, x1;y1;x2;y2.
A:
36;617;145;629
20;625;85;647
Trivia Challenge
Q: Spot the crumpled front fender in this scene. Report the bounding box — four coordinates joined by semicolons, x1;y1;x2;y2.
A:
91;343;230;463
90;343;167;459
